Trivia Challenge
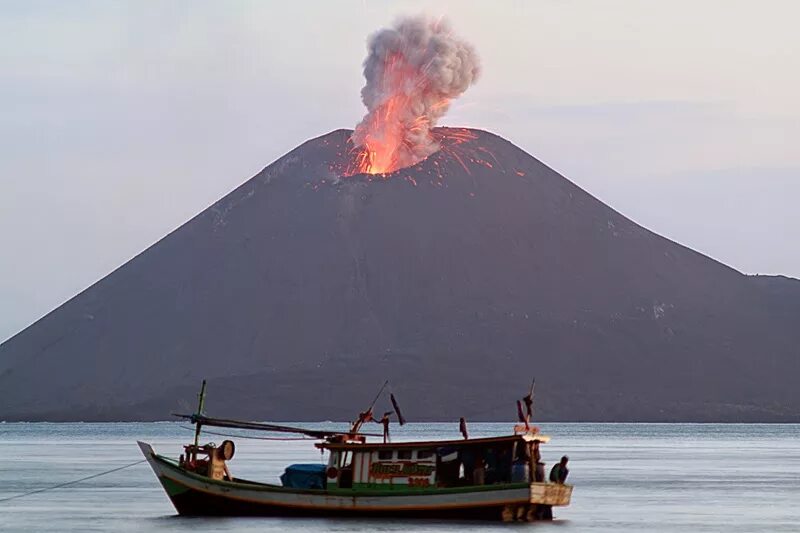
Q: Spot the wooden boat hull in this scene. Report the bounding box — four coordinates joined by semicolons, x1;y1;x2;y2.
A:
139;441;571;521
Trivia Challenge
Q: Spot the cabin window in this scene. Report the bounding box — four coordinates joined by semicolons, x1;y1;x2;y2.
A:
341;451;352;467
417;450;433;460
398;450;413;460
377;450;393;460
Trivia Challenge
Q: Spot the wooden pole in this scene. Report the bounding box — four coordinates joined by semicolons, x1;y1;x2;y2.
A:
193;380;207;447
368;380;389;412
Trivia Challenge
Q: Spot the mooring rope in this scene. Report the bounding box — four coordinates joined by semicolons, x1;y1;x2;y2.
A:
0;459;146;503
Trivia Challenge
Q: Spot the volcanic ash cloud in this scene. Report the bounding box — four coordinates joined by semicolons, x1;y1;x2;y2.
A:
351;15;481;175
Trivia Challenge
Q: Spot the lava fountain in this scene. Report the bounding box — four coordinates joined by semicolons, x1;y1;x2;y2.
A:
349;15;481;175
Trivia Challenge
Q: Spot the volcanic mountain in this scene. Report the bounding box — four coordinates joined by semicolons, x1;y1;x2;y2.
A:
1;128;798;422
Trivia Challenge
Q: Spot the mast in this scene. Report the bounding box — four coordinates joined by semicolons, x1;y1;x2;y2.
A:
193;380;207;447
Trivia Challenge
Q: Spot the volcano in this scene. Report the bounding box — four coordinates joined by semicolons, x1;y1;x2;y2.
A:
1;128;798;422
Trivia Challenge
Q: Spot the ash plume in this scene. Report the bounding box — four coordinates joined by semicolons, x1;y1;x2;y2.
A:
351;15;481;174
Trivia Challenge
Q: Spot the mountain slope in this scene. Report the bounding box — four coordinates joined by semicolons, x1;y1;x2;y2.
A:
1;128;798;421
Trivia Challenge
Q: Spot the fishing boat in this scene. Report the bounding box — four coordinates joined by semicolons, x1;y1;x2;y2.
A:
138;381;573;522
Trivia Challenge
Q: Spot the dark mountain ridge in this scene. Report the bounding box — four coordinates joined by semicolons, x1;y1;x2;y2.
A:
1;128;798;422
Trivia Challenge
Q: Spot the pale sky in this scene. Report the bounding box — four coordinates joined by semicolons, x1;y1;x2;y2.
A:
1;0;799;342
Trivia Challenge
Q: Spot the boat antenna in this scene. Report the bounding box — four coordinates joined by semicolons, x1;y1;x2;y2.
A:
193;380;207;447
350;380;389;434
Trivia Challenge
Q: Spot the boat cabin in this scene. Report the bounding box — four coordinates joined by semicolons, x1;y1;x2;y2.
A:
316;432;550;491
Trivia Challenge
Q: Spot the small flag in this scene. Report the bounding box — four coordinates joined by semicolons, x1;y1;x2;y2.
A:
390;393;406;426
516;400;526;423
524;379;535;420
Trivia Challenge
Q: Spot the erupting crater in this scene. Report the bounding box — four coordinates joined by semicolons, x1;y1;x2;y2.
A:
317;127;503;188
349;15;480;176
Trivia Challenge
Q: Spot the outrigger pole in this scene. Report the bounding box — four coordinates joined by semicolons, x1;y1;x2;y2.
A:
175;380;384;440
193;380;207;447
176;414;384;439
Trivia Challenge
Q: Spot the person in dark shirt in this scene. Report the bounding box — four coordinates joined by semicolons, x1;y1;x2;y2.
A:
375;411;392;443
549;455;569;484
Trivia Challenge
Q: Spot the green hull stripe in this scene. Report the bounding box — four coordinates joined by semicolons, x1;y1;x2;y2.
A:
160;475;191;497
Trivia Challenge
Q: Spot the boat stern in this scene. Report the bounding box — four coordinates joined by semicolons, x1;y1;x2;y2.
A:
498;482;572;522
530;482;572;506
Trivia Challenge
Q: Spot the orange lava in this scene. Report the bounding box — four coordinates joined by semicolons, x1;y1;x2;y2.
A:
348;127;484;178
336;127;504;188
350;53;450;175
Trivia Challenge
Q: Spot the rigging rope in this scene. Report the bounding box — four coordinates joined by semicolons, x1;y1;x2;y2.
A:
0;459;146;503
180;426;318;441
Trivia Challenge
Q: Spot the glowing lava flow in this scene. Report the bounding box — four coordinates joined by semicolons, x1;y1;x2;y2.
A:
351;54;451;174
348;16;480;176
351;54;427;174
351;95;450;175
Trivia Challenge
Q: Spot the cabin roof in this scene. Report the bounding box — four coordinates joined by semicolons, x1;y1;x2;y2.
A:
316;433;550;451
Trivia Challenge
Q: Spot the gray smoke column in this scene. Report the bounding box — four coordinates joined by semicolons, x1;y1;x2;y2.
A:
350;15;481;174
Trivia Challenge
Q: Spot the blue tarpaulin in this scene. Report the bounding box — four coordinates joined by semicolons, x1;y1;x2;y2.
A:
279;463;327;489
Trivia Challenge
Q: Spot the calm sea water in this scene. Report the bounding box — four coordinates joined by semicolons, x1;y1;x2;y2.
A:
0;422;797;532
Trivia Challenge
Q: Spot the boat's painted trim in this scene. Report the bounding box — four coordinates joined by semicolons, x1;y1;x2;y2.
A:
145;446;533;498
166;474;530;511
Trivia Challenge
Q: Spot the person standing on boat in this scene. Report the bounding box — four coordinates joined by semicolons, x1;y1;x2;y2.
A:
459;417;469;440
376;411;392;443
549;455;569;484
